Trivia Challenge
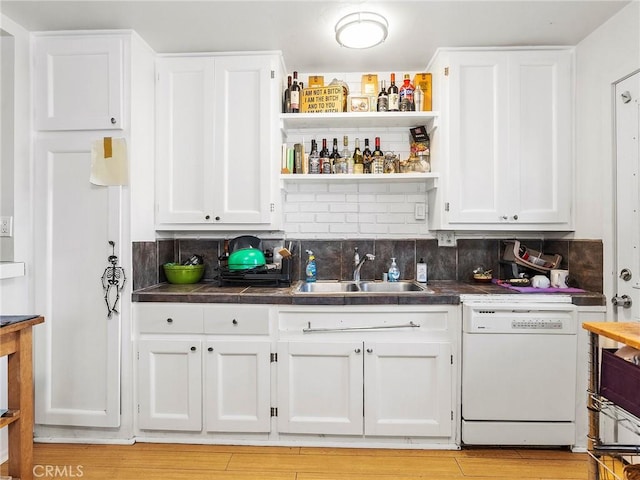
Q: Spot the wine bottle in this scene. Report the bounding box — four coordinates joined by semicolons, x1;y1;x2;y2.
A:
340;136;351;174
331;138;344;174
388;73;399;112
283;75;292;113
290;71;301;113
308;139;320;174
320;138;331;174
372;137;384;174
377;79;389;112
352;138;364;174
363;138;373;174
399;74;415;111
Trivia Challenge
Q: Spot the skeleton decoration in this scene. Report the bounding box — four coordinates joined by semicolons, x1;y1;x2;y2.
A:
101;240;126;318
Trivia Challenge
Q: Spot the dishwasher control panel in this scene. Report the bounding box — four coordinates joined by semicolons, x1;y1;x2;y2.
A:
511;318;563;330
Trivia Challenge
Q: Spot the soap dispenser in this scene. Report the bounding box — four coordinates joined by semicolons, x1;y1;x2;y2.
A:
305;250;317;283
388;257;400;282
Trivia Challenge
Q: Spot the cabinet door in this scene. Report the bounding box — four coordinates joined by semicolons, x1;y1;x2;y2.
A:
277;341;363;435
156;57;216;224
212;55;274;224
137;340;202;431
204;341;271;433
506;50;572;225
33;135;121;428
446;52;509;224
34;35;123;130
364;342;452;437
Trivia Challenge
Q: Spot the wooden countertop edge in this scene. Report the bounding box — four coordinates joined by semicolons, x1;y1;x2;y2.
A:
582;321;640;349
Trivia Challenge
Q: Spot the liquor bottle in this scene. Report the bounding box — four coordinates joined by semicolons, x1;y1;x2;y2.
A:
399;74;415;111
308;139;320;174
283;75;292;113
320;138;331;174
388;73;399;111
290;71;301;113
362;138;373;174
377;80;389;112
341;136;352;174
372;136;384;174
331;138;345;174
414;84;423;112
352;138;364;174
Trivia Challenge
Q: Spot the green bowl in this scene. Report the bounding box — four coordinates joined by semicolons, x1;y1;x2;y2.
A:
163;263;205;284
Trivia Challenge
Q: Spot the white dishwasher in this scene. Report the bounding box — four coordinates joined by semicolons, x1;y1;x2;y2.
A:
461;295;577;446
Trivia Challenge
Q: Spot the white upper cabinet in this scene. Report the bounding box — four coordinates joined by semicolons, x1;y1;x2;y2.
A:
430;48;573;231
155;54;280;230
34;34;124;130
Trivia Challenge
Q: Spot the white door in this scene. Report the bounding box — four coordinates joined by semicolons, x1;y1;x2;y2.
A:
364;342;452;437
34;35;123;131
277;341;363;435
137;339;202;431
204;340;271;433
213;55;274;224
155;57;216;224
614;71;640;322
447;51;509;224
33;135;122;428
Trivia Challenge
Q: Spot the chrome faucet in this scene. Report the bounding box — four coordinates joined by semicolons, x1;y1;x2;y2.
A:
353;249;375;282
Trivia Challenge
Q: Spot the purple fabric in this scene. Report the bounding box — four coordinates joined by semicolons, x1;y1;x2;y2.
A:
492;279;585;293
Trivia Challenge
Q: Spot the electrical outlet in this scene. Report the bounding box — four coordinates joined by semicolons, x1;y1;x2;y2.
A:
437;231;456;247
414;203;426;220
0;216;13;237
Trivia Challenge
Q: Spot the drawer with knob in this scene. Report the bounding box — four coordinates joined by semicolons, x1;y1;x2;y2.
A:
136;304;204;334
204;305;270;335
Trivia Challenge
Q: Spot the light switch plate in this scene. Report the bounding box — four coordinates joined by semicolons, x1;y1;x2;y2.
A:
0;216;13;237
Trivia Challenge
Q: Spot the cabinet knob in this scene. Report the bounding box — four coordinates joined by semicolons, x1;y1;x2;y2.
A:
205;215;210;220
500;215;508;220
190;346;197;352
166;318;173;323
110;117;116;124
366;348;373;354
512;214;519;221
355;348;361;354
232;319;238;325
215;216;221;221
208;347;214;352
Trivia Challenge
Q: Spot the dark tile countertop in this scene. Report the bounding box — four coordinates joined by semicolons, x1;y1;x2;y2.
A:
132;281;606;307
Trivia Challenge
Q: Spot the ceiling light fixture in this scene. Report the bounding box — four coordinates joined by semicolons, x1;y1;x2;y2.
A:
335;11;388;49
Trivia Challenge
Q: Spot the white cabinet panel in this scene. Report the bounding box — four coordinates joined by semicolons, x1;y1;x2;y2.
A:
277;341;364;435
433;48;573;230
204;341;271;432
364;342;452;437
156;54;279;229
34;136;121;428
137;339;203;431
34;35;123;130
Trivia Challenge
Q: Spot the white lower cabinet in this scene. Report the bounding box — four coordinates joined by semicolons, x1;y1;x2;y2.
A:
277;339;452;437
135;303;459;444
135;303;272;434
276;306;458;440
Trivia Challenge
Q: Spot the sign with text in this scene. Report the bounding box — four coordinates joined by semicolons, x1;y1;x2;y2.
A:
301;86;344;113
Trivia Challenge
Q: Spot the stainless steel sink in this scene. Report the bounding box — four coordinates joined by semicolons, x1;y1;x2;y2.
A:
296;281;360;293
294;281;433;294
358;281;429;293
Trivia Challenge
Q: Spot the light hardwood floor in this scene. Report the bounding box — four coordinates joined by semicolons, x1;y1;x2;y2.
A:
9;443;590;480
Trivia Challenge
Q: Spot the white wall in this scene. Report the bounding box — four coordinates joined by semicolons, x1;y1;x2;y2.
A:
574;1;640;314
0;13;34;462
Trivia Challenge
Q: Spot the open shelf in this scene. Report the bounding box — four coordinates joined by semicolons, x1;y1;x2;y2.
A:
280;111;439;131
0;409;20;429
280;172;439;190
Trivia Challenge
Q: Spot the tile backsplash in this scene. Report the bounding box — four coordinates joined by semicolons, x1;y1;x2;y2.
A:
132;237;603;293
